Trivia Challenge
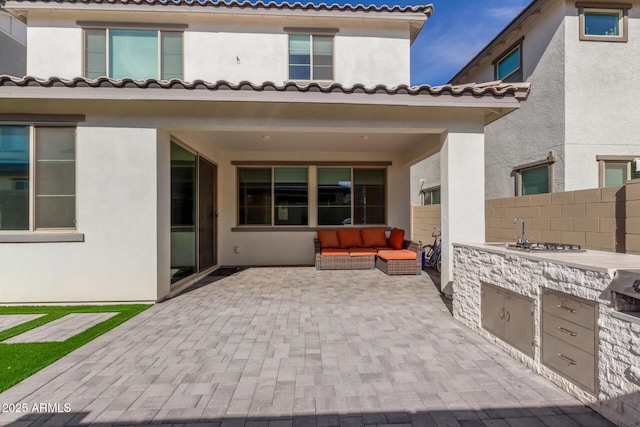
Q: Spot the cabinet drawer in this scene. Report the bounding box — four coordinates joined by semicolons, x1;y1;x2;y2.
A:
542;312;595;355
542;333;596;394
542;290;596;329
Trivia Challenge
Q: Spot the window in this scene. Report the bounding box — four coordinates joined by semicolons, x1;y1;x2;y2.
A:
421;187;441;205
495;40;523;82
514;154;554;196
289;34;333;80
238;167;308;226
598;156;640;187
318;168;385;225
577;3;630;42
84;28;183;80
0;125;76;231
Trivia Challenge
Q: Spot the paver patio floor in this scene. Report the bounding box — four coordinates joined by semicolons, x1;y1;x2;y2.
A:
0;267;612;426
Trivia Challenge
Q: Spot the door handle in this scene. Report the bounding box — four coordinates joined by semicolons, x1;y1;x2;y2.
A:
557;327;577;337
499;308;505;319
505;311;510;322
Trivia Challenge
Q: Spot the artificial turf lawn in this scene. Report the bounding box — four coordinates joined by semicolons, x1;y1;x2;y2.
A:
0;304;151;393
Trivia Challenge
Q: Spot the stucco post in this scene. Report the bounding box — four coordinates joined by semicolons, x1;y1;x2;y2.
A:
440;131;486;295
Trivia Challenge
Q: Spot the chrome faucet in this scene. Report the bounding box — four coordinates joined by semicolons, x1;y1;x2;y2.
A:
514;217;528;246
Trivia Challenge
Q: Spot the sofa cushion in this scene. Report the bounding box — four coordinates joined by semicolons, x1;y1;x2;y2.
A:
388;228;405;250
321;248;349;256
378;249;417;261
349;248;377;257
375;247;394;252
317;230;340;249
337;229;363;249
361;227;387;248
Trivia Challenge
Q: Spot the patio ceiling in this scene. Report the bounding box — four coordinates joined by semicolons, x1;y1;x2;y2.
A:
169;129;441;155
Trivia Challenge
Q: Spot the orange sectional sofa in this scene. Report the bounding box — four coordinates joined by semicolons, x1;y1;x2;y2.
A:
313;227;422;275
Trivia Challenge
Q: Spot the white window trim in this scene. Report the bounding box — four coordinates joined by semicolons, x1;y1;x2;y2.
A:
577;2;631;42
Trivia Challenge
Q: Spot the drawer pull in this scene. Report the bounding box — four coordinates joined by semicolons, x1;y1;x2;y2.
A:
557;305;576;313
557;354;577;365
499;308;505;319
557;327;577;337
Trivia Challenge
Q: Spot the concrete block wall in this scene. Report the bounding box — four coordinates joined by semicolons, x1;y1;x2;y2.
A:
626;180;640;255
412;184;636;253
410;205;441;245
486;186;626;252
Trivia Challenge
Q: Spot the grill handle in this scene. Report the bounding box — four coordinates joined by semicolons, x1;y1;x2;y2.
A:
557;327;577;337
557;354;577;365
557;305;576;313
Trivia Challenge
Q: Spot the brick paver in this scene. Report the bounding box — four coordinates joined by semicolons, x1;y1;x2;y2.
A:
4;313;119;343
0;267;612;426
0;314;46;333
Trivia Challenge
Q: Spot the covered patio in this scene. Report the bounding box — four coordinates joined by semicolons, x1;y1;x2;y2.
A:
0;267;610;426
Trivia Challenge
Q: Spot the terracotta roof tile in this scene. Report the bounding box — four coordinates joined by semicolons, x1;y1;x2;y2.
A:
0;76;531;99
3;0;434;15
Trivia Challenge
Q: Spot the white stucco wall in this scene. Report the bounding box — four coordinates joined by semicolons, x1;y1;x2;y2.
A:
564;1;640;191
27;25;82;77
22;11;411;86
1;126;160;303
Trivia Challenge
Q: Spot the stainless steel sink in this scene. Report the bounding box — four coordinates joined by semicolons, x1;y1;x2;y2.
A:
488;242;586;253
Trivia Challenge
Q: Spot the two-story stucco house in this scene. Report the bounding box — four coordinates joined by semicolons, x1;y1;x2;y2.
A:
0;0;530;304
413;0;640;202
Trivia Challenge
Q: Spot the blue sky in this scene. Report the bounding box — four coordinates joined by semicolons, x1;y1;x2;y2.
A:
330;0;532;85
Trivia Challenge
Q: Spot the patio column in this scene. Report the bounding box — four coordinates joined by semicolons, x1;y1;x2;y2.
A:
440;131;485;296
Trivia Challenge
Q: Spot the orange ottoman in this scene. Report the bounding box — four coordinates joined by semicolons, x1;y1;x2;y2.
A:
376;249;421;276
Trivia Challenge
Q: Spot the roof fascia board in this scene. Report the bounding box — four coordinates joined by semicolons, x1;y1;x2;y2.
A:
449;0;550;84
0;87;523;109
5;2;430;23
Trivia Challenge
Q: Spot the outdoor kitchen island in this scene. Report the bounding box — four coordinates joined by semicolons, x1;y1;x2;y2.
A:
452;243;640;426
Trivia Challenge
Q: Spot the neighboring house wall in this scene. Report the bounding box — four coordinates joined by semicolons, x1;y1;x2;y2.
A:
0;10;26;76
413;0;640;202
25;12;411;86
563;3;640;190
627;180;640;255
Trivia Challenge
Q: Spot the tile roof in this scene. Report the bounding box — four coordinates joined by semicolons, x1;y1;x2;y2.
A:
3;0;434;15
0;76;531;100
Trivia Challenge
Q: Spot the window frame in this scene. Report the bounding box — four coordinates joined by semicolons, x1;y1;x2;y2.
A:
286;29;336;82
81;23;185;80
577;2;631;42
420;186;441;206
597;155;640;187
317;166;387;227
0;122;77;234
513;154;555;196
236;166;310;227
493;37;524;82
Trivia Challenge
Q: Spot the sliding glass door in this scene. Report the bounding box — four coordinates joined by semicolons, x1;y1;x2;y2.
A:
170;141;217;285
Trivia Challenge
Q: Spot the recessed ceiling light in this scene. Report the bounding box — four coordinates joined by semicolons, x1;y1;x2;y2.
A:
262;134;272;140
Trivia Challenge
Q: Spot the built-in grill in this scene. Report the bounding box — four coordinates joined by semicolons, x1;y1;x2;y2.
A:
609;269;640;321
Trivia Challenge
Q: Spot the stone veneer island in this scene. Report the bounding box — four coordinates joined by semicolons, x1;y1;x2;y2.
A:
453;243;640;426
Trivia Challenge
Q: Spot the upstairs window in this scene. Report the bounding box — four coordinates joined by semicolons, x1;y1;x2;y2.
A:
289;34;334;81
577;3;630;42
84;28;183;80
495;41;523;82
